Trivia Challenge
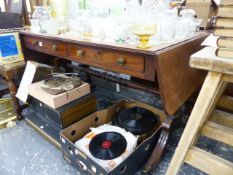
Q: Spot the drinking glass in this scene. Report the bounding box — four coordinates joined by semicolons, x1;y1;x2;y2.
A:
160;9;177;42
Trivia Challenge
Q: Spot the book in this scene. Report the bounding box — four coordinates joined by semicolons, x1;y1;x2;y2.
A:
214;28;233;38
217;37;233;49
219;0;233;6
216;48;233;59
216;18;233;28
218;7;233;18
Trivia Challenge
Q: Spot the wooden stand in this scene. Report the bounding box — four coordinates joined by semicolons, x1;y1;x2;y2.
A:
0;61;25;120
166;47;233;175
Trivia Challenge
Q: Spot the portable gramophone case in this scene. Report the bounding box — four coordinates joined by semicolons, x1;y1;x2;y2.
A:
60;100;167;175
27;93;97;146
28;93;97;130
28;80;91;109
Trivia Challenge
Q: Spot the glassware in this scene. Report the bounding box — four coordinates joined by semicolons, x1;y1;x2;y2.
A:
175;9;196;40
49;0;67;19
91;17;106;42
32;6;51;19
133;11;157;49
32;6;51;33
79;10;93;40
160;9;177;42
67;0;80;18
30;19;40;33
44;20;59;35
88;0;110;17
110;0;125;16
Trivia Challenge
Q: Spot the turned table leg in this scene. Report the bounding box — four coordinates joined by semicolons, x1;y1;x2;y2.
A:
8;79;23;120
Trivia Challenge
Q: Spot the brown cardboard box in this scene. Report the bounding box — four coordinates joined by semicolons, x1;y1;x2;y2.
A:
60;100;167;175
28;81;90;109
186;0;217;29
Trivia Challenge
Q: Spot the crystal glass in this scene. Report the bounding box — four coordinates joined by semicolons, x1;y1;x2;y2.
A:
91;17;106;41
67;0;80;18
79;10;93;40
110;0;125;16
32;6;51;19
175;9;196;39
49;0;67;19
32;6;51;33
44;19;59;35
133;10;157;49
30;19;40;33
88;0;110;17
160;9;177;42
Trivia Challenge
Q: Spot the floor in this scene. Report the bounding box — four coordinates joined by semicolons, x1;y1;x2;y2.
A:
1;118;232;175
0;77;232;175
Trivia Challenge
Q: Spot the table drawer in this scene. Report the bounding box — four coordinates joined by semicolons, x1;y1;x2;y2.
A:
98;50;145;73
68;44;145;78
24;36;67;57
68;44;98;62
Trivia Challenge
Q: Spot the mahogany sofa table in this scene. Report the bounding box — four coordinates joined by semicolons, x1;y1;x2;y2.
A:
19;30;208;172
19;30;208;117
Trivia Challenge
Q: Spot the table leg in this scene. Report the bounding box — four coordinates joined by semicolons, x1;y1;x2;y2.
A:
8;79;23;120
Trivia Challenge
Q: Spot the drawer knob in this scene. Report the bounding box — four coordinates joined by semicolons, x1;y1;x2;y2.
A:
32;41;39;46
117;58;125;66
52;45;59;51
76;50;84;57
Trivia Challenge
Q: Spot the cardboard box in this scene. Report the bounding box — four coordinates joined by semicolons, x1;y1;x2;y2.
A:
28;80;90;109
60;100;167;175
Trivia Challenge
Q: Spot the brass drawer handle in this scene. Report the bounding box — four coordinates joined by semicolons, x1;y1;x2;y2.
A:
117;57;125;66
31;41;39;46
52;44;59;51
76;50;84;57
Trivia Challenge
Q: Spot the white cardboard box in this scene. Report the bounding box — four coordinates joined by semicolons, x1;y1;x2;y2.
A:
28;81;90;109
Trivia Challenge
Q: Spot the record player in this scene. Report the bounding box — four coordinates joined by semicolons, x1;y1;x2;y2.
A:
40;74;82;95
28;74;91;109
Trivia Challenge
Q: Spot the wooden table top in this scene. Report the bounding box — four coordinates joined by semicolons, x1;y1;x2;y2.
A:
190;47;233;75
20;30;207;56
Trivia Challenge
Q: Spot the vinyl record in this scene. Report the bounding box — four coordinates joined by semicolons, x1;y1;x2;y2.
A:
114;107;159;135
89;132;127;160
